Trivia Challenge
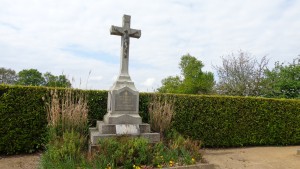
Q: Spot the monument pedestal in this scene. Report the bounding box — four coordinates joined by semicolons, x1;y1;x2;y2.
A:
104;85;142;124
89;84;160;148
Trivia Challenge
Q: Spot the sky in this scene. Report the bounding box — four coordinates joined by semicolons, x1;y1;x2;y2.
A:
0;0;300;91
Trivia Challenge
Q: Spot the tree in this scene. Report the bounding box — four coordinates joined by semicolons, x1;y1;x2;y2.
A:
56;75;72;88
0;67;17;84
214;50;268;96
43;72;57;87
262;57;300;99
17;69;45;86
158;54;215;94
44;72;71;88
157;76;182;93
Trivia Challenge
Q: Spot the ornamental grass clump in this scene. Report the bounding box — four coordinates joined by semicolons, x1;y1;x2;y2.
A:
46;89;88;135
148;95;175;137
40;89;89;169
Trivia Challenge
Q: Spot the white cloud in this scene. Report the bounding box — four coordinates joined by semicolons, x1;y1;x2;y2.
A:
89;76;103;81
1;0;300;91
142;78;155;87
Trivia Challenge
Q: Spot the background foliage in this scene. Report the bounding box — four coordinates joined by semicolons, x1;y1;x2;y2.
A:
214;50;269;96
158;54;215;94
263;58;300;99
0;68;17;84
0;67;71;88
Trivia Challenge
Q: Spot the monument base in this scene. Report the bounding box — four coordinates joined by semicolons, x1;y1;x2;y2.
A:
104;113;142;124
89;121;160;152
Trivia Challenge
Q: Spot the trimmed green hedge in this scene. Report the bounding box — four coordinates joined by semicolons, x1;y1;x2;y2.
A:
0;85;107;154
168;94;300;147
1;85;300;154
0;85;48;154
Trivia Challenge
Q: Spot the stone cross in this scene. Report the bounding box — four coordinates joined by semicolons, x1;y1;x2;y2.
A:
89;15;160;150
110;15;141;76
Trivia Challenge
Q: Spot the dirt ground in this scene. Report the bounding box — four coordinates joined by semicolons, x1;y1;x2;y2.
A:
202;146;300;169
0;146;299;169
0;152;41;169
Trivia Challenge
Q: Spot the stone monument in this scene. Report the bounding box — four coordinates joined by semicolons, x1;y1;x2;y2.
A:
89;15;160;148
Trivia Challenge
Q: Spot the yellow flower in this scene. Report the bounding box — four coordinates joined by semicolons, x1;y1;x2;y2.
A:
169;160;174;167
192;158;195;163
133;164;141;169
106;163;111;169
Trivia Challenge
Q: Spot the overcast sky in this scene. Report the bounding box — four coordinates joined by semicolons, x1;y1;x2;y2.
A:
1;0;299;91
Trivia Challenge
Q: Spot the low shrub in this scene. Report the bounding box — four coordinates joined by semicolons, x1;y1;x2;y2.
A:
92;131;201;169
95;137;150;168
40;130;86;169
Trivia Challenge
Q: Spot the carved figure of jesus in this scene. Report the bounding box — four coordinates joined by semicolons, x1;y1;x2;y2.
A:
110;15;141;76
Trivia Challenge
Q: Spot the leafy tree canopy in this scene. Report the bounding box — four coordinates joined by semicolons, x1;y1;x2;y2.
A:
17;69;45;86
214;50;268;96
16;69;72;88
0;67;17;84
158;54;214;94
263;57;300;99
44;72;71;88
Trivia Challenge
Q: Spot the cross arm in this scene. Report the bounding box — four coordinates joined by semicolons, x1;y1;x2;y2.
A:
110;25;124;36
129;29;141;39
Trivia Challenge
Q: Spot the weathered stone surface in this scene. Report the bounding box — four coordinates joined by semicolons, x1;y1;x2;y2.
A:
96;121;116;134
115;90;137;111
139;123;151;133
105;87;141;124
110;14;141;78
94;122;150;135
90;122;157;145
104;113;142;124
103;15;142;124
116;124;140;135
90;129;160;144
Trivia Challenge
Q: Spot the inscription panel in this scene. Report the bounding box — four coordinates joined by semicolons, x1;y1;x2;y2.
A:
115;90;137;111
116;124;140;135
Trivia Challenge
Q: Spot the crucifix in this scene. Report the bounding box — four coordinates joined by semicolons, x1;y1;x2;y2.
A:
110;15;141;77
89;15;160;148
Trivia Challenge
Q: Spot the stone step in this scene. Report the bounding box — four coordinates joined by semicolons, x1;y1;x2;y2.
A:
90;131;160;145
96;121;116;134
95;121;151;134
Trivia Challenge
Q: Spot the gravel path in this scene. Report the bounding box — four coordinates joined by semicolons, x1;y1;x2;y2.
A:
0;153;41;169
202;146;300;169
